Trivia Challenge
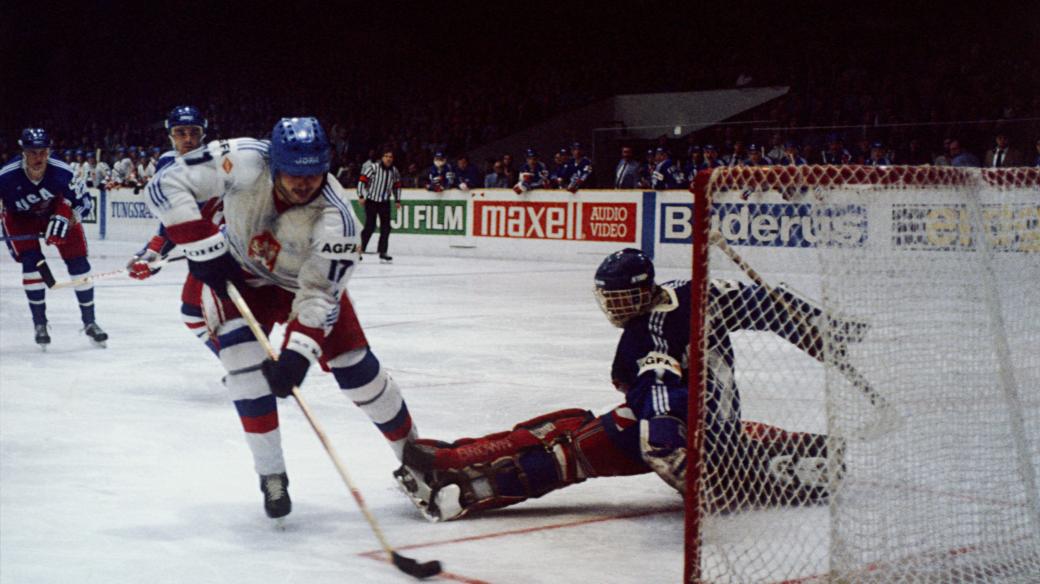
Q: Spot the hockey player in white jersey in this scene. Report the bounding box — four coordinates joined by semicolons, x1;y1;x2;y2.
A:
144;117;418;521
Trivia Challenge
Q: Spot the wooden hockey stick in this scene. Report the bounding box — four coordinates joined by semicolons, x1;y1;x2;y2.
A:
708;231;901;436
226;283;442;580
36;255;186;290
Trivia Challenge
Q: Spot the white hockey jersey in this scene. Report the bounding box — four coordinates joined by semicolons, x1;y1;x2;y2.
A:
144;138;362;333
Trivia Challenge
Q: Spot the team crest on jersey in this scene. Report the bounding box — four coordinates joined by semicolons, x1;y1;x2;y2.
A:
248;231;281;271
222;158;234;174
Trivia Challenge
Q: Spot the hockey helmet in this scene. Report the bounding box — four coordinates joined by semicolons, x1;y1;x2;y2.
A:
165;105;208;132
593;248;656;327
19;128;52;150
269;117;331;177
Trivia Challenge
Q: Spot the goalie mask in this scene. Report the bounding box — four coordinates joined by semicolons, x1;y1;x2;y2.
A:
594;248;656;327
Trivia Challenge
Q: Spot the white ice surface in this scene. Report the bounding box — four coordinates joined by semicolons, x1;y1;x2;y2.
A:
1;242;689;584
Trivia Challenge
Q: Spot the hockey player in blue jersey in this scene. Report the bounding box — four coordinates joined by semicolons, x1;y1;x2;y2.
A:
651;147;685;189
556;142;593;193
425;151;456;192
395;249;852;521
0;128;107;349
512;148;551;193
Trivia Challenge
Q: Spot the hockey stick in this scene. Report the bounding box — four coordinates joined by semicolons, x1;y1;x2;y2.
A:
708;231;902;437
225;283;443;580
0;234;43;242
36;255;186;290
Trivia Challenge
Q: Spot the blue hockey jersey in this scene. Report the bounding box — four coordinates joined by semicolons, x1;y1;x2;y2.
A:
0;156;88;217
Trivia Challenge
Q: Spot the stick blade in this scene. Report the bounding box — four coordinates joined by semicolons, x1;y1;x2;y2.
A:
391;551;442;579
35;260;56;288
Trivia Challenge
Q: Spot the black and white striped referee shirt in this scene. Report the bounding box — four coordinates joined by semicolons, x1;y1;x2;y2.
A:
357;162;402;203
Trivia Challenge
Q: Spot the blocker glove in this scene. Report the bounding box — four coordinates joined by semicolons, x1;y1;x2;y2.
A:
262;350;311;398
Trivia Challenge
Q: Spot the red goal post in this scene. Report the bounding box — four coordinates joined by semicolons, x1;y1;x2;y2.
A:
686;165;1040;583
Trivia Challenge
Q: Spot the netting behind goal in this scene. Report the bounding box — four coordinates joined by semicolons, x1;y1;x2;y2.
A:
685;166;1040;583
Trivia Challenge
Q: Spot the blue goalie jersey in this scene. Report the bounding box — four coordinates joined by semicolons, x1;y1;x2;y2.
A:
613;279;824;440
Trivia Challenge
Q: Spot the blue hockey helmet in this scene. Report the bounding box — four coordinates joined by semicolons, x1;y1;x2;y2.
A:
19;128;52;149
165;105;208;132
269;117;331;177
525;148;538;158
593;248;656;327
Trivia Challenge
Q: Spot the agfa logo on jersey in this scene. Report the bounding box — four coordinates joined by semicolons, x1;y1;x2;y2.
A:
320;242;358;255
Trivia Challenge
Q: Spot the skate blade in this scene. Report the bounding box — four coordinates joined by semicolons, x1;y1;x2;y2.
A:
272;517;287;530
38;344;48;352
90;340;108;348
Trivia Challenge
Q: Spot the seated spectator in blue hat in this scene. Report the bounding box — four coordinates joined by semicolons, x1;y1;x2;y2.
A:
949;139;980;167
741;144;773;166
559;142;592;193
485;160;511;188
513;148;551;193
821;135;852;165
864;142;891;166
683;145;703;179
426;151;456;192
550;148;571;188
455;154;481;191
777;142;807;165
651;147;685;189
699;145;723;170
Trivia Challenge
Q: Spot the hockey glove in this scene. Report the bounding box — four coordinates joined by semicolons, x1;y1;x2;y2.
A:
639;416;688;493
187;251;243;298
167;220;244;298
45;207;72;245
262;349;311;398
127;235;170;280
73;195;93;221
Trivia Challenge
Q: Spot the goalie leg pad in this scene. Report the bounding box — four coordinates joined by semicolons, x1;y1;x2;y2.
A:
399;407;650;520
729;420;845;508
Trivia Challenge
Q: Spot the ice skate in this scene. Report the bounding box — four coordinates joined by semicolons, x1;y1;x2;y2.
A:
83;322;108;348
393;464;464;522
379;253;393;263
260;472;291;524
34;324;50;351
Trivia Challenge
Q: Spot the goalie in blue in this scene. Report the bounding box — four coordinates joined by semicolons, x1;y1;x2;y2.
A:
395;249;860;521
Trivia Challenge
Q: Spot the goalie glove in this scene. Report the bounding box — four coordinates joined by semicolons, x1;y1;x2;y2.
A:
639;416;687;493
45;205;72;246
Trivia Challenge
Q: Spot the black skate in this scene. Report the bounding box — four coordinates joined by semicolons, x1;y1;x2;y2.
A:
83;322;108;348
260;472;292;521
35;324;50;350
379;254;393;263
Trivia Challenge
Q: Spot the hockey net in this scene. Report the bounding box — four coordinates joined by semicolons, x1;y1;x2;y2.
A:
686;166;1040;583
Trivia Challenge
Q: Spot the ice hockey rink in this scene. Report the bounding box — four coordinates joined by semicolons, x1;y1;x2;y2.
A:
2;241;699;584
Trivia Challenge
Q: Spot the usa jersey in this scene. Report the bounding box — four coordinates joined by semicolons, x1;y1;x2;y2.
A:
144;138;362;334
0;156;87;217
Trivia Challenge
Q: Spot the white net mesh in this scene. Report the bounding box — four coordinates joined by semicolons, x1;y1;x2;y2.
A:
687;166;1040;583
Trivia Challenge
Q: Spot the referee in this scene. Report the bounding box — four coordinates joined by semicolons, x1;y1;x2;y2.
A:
357;147;402;262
